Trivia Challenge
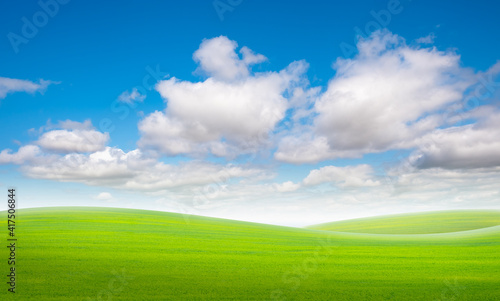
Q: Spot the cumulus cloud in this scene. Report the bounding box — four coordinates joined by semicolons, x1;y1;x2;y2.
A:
3;32;500;226
35;120;109;153
388;166;500;197
0;145;41;164
37;129;109;153
275;135;345;163
413;108;500;169
276;30;473;163
29;119;95;137
193;36;267;82
22;146;265;190
118;88;146;104
303;164;380;187
139;36;308;157
24;147;140;184
0;119;109;167
274;181;300;192
0;77;54;99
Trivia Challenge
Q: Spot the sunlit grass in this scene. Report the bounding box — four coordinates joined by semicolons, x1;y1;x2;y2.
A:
2;207;499;300
306;210;500;234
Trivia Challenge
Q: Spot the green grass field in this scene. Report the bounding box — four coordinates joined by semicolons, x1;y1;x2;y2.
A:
2;207;500;300
306;210;500;234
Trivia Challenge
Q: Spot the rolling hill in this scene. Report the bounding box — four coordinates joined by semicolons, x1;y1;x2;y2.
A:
306;210;500;234
2;207;499;300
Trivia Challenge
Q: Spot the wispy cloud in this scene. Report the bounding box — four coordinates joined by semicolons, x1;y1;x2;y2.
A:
0;77;56;99
118;88;146;104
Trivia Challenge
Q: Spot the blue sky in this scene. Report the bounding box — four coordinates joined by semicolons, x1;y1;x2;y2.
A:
1;0;500;226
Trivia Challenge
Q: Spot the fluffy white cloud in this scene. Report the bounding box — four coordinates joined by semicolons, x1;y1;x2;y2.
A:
139;36;308;157
0;145;41;164
303;164;380;187
24;147;142;184
274;181;300;192
37;129;109;153
276;30;473;163
275;134;346;163
193;36;267;82
0;119;109;165
22;146;265;190
33;120;109;153
413;108;500;169
3;32;500;227
388;166;500;199
0;77;54;99
118;88;146;104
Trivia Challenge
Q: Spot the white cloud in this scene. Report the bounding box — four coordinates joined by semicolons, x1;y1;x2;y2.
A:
29;119;110;153
240;46;267;66
276;30;473;163
23;147;140;184
413;108;500;169
274;181;300;192
94;192;113;200
37;129;109;153
51;119;94;131
155;164;500;226
388;166;500;198
415;33;435;44
275;134;346;164
118;88;146;104
0;77;54;99
0;145;41;164
29;119;95;136
193;36;266;82
303;164;380;187
22;146;265;191
139;36;308;157
1;119;109;165
3;32;500;227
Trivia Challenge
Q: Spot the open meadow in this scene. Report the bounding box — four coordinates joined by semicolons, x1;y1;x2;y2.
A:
2;207;500;300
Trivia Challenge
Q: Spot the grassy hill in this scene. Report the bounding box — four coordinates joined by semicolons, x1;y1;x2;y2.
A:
2;207;500;300
306;210;500;234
